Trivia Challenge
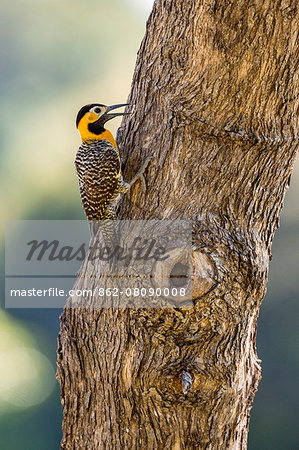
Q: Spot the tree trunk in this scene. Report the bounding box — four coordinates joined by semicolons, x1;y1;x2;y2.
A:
57;0;299;448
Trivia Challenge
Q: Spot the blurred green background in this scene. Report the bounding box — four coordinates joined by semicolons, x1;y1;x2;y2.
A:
0;0;298;448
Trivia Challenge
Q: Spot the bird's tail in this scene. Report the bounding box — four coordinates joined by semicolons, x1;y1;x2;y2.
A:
89;219;119;269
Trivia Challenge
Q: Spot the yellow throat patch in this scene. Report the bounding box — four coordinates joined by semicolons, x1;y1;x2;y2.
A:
78;112;117;148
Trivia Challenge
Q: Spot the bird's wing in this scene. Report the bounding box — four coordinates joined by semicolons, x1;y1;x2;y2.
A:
75;141;120;221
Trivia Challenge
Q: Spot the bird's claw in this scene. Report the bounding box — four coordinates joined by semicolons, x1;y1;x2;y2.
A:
139;156;153;193
142;156;154;169
130;156;153;193
139;173;147;193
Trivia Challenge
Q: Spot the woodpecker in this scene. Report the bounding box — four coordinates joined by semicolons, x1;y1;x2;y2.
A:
75;103;151;240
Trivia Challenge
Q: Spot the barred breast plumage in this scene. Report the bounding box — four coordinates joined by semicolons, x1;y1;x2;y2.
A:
74;140;121;221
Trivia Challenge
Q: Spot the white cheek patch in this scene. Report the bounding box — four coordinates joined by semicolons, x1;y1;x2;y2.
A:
91;107;106;117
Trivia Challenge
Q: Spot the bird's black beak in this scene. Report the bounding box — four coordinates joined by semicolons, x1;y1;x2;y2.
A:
101;103;130;124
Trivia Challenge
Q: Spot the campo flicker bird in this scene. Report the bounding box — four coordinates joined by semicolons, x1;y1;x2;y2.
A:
75;103;152;250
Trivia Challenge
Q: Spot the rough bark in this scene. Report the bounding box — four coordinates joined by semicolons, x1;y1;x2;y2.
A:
57;0;299;448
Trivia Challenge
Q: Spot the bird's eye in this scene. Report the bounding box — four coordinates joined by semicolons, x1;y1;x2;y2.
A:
94;107;101;114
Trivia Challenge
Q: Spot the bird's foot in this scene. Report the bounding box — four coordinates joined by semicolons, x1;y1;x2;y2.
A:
130;156;153;193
